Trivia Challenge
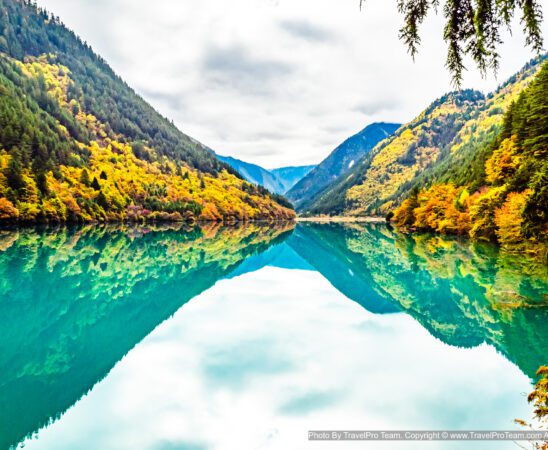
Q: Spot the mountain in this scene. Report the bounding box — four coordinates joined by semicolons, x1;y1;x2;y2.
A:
286;122;401;210
216;154;285;194
217;154;315;195
0;0;294;222
270;165;316;193
305;58;544;223
393;60;547;250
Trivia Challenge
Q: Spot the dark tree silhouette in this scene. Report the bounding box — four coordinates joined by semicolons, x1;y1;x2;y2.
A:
361;0;544;85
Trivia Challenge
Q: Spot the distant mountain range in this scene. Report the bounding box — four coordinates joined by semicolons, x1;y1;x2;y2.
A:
271;166;316;193
218;122;400;204
216;155;285;194
286;122;401;209
217;154;315;195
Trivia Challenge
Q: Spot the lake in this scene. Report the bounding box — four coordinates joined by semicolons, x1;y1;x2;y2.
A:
0;222;546;450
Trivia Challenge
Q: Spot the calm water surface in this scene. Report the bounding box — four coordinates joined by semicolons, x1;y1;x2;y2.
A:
0;223;546;450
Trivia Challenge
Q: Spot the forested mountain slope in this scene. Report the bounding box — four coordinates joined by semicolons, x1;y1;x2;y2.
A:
394;61;547;251
0;0;294;222
287;122;400;210
305;58;544;219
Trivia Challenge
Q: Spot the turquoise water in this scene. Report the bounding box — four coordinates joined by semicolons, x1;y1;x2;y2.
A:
0;223;546;450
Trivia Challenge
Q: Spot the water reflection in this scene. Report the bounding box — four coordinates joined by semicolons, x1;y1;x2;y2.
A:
0;222;546;450
289;223;547;379
0;223;293;450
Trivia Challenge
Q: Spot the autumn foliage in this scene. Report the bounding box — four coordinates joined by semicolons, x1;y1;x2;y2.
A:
0;53;294;223
0;0;295;224
393;61;548;251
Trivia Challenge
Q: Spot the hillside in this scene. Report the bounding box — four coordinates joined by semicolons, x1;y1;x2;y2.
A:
0;0;294;222
393;60;547;250
305;59;544;218
286;122;400;210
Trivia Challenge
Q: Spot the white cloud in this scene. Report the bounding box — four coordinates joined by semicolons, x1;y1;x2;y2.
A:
20;267;531;450
37;0;547;168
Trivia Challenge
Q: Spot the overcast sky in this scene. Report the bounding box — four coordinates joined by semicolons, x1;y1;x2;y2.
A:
37;0;546;168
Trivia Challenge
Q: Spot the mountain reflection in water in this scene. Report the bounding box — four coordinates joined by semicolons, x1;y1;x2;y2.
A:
0;222;546;450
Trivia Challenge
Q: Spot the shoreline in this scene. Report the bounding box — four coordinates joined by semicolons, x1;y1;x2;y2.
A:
296;216;386;223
